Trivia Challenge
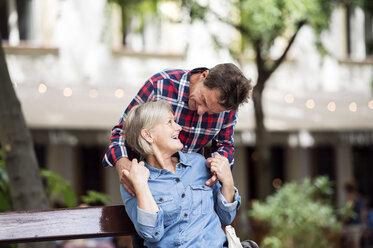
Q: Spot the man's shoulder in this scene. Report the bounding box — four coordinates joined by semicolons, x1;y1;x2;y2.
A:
150;69;189;82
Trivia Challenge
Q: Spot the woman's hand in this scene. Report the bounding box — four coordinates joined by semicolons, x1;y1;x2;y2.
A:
123;159;159;213
122;159;150;190
209;153;233;186
208;153;235;203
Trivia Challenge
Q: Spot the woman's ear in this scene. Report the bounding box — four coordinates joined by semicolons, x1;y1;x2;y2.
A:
141;129;153;143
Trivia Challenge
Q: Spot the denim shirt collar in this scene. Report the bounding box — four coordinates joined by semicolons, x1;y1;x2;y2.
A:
145;151;192;180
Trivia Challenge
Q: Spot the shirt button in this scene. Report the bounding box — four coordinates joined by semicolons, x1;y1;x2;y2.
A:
175;178;180;183
185;145;188;148
184;213;188;218
155;232;159;236
159;197;163;202
181;193;185;198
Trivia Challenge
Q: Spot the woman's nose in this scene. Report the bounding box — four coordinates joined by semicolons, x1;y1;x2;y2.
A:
174;122;182;131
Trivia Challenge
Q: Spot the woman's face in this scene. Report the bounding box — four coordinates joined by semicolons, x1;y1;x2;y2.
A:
150;111;183;153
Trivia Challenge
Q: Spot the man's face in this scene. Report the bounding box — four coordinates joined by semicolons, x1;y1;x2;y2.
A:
188;84;227;115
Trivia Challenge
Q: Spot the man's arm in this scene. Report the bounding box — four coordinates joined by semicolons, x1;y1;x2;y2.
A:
102;79;155;168
211;110;237;165
102;79;155;195
206;110;237;186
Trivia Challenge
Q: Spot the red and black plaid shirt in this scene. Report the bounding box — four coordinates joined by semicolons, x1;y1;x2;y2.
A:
102;68;237;167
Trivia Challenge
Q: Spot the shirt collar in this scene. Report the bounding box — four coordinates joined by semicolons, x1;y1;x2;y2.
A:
145;151;192;180
181;67;209;103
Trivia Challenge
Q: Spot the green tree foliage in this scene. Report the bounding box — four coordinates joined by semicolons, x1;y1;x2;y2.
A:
81;190;110;206
0;150;12;212
180;0;334;198
0;156;110;210
107;0;160;35
40;169;78;208
250;176;342;248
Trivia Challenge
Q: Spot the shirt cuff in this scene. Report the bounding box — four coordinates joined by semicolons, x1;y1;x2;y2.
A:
217;187;241;212
137;207;160;227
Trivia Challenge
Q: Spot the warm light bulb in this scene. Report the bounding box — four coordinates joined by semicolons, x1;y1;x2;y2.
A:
63;87;72;97
89;89;98;98
115;89;124;98
327;101;336;112
349;102;357;112
284;93;294;103
305;99;315;109
272;178;283;189
38;83;47;93
368;100;373;110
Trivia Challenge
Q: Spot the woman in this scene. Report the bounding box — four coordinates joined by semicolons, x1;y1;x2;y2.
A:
120;101;241;248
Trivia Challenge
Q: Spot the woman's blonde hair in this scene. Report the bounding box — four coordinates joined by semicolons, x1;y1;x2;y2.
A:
123;101;172;156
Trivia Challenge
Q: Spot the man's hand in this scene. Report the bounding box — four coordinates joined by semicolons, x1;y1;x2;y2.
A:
208;153;235;203
115;157;135;196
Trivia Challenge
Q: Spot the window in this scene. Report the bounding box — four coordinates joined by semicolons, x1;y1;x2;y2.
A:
365;11;373;56
0;0;33;42
346;5;373;58
352;145;373;201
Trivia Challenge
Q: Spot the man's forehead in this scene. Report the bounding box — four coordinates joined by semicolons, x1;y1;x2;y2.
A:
202;87;226;113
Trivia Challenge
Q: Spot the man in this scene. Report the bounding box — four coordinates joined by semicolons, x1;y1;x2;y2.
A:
103;63;254;247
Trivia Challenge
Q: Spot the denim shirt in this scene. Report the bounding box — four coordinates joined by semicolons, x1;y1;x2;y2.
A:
120;151;241;248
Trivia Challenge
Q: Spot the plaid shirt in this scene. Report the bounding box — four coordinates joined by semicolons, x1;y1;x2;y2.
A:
102;68;237;167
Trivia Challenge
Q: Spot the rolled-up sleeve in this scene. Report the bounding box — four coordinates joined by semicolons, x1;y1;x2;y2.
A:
120;185;165;242
214;185;241;225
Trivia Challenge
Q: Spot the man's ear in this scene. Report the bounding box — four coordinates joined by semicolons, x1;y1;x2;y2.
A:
141;129;153;143
201;70;209;79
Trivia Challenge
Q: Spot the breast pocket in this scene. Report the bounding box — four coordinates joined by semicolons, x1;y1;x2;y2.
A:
190;185;213;215
154;195;179;226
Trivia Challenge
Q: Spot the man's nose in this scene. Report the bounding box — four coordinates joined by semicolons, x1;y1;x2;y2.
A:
197;106;207;115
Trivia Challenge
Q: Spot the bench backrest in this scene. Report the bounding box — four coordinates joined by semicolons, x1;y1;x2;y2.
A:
0;205;135;244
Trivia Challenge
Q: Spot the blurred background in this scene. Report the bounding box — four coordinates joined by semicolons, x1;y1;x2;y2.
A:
1;0;373;247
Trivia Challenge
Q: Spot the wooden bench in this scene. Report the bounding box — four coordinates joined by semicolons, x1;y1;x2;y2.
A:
0;205;136;244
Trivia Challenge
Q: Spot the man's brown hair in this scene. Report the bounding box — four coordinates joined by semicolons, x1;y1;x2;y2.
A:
204;63;252;110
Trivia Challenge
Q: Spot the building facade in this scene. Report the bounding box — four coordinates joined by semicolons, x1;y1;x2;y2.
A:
1;0;373;237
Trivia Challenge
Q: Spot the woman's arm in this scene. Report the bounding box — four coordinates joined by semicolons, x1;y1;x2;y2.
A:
123;159;159;213
121;159;165;242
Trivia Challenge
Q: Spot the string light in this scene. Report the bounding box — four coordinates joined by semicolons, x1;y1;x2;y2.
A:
115;89;124;98
349;102;357;112
63;87;72;97
369;100;373;110
38;83;47;93
284;93;294;103
272;178;283;189
327;101;336;112
305;99;315;109
89;89;98;98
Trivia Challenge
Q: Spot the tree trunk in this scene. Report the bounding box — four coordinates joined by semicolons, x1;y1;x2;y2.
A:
253;71;272;199
0;36;55;248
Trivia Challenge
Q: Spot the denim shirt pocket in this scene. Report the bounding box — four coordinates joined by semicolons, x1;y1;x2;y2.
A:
154;194;180;226
190;185;213;215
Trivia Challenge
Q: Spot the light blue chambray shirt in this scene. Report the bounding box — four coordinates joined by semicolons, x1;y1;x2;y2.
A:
120;151;241;248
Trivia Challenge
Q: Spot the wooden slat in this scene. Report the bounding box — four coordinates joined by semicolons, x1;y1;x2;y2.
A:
0;205;136;244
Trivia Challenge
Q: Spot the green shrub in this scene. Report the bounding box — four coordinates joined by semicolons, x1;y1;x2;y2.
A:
250;176;342;248
0;150;109;210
